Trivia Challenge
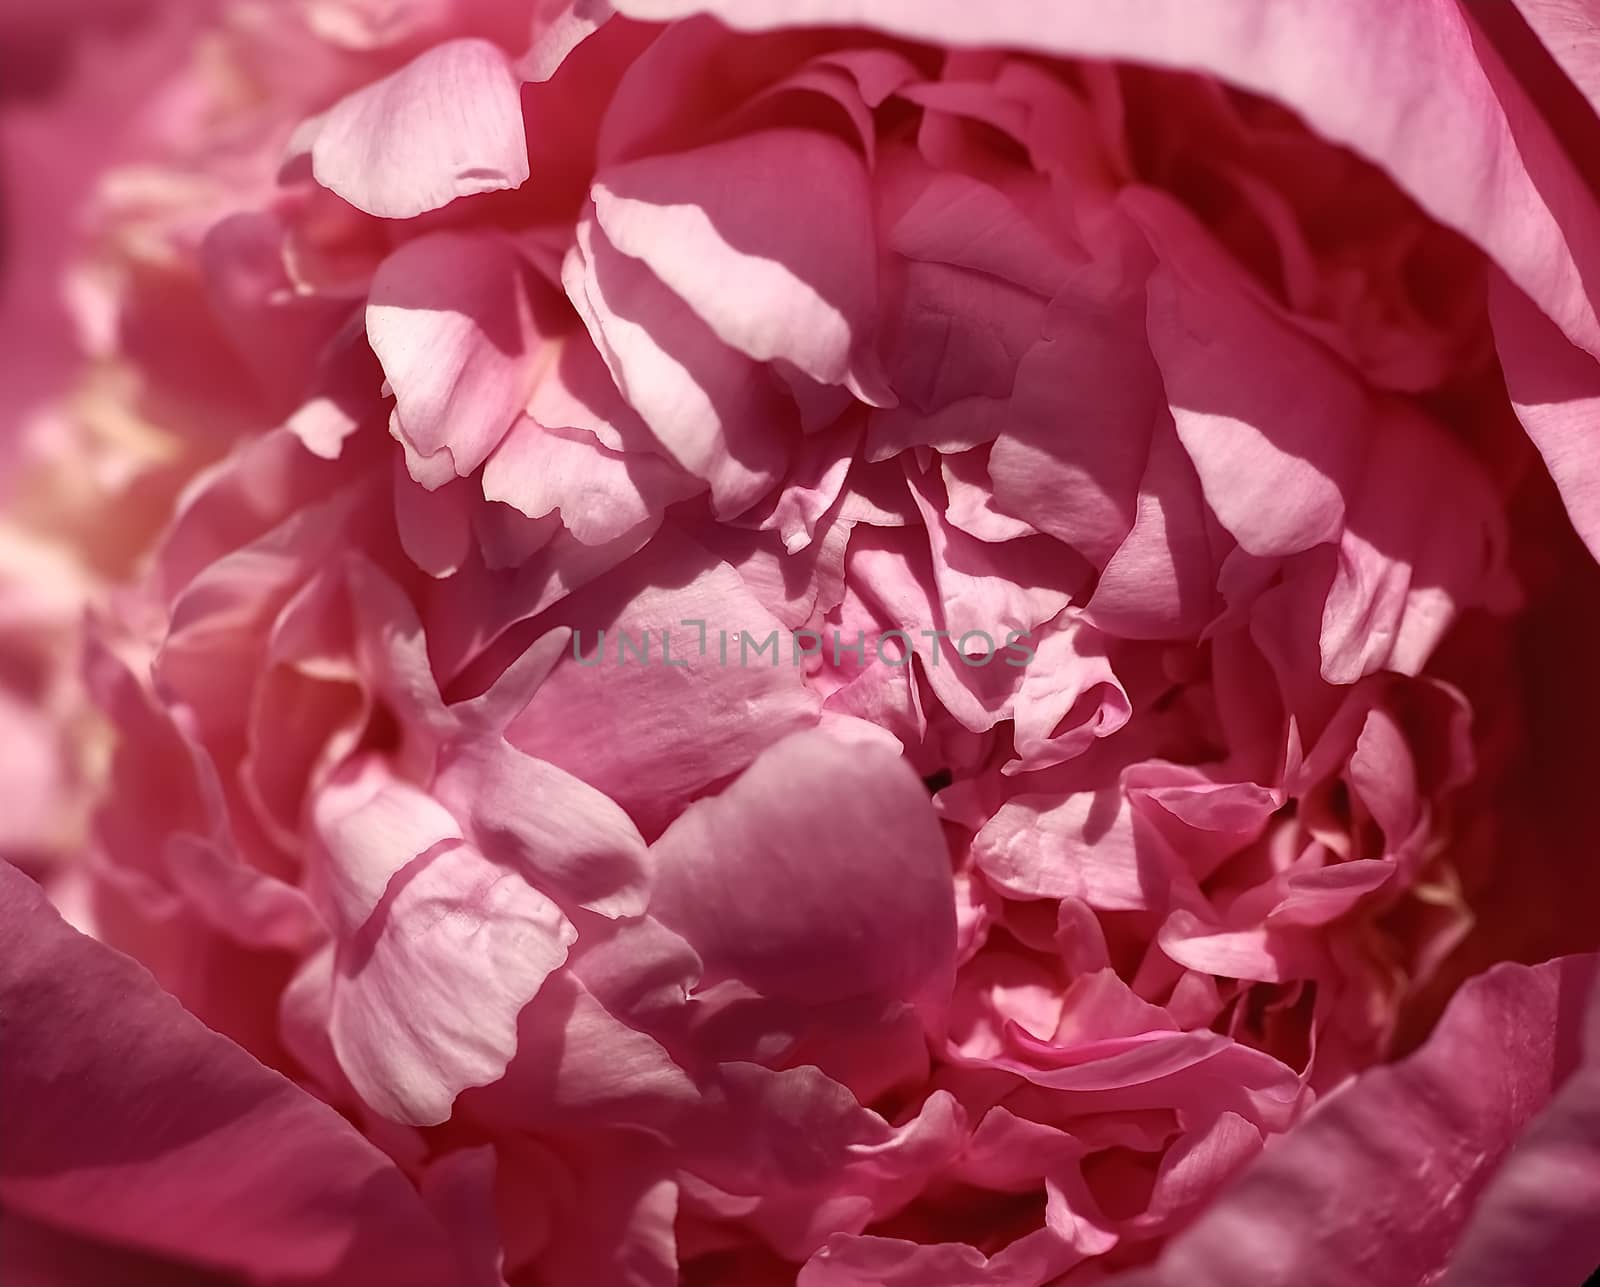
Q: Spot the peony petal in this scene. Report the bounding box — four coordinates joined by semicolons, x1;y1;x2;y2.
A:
367;231;545;478
395;468;477;578
504;1134;679;1287
988;278;1157;569
0;860;462;1286
483;417;697;545
1131;955;1600;1287
419;1147;507;1287
299;0;454;50
1490;270;1600;563
307;38;529;219
905;463;1078;654
564;211;792;515
650;729;955;1008
435;736;652;918
1506;0;1600;113
1142;248;1363;560
1083;418;1218;641
593;129;887;397
1441;957;1600;1285
461;967;699;1132
330;840;577;1125
312;754;464;933
800;1236;991;1287
973;787;1156;912
611;0;1600;362
504;531;820;835
1006;617;1131;775
1319;405;1508;683
521;0;617;80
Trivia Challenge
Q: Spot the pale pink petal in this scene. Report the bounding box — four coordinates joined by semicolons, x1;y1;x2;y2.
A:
942;447;1034;543
1142;247;1363;560
163;834;323;954
1506;0;1600;112
461;968;698;1132
972;777;1152;909
525;331;662;454
435;736;652;918
751;418;861;553
367;231;545;477
300;0;454;50
308;39;529;219
1084;419;1219;641
1125;1112;1263;1237
1157;912;1321;985
520;0;616;80
1006;617;1131;774
987;279;1155;568
312;754;464;932
1490;270;1600;562
1319;406;1508;683
593;129;888;397
563;212;791;515
483;418;696;545
330;840;577;1125
905;463;1078;652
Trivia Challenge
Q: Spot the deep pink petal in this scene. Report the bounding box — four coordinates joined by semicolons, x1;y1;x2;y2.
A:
0;860;463;1286
1128;955;1600;1287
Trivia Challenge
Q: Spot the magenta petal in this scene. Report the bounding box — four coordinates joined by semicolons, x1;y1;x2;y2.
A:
1441;957;1600;1286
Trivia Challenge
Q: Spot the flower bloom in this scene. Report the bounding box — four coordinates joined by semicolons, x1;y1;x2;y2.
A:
4;1;1600;1285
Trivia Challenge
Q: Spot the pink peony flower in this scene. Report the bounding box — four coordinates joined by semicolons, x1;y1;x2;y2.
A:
5;1;1600;1284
